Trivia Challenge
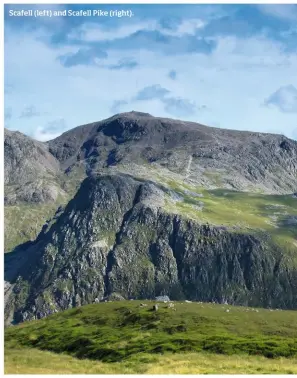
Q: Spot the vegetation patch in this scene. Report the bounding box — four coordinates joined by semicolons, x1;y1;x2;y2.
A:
5;346;297;374
163;179;297;249
5;300;297;364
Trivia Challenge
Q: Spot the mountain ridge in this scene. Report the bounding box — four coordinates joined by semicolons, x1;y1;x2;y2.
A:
47;112;297;195
4;112;297;324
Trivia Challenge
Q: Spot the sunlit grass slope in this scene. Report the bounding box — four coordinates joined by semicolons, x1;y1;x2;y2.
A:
5;347;297;374
5;300;297;374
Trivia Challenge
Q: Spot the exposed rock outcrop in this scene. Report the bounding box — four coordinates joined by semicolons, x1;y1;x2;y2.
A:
4;129;64;204
48;111;297;194
5;174;297;325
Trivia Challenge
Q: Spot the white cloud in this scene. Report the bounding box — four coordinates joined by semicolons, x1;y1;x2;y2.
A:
5;28;297;141
163;19;205;36
258;4;297;22
19;105;41;118
32;126;62;142
69;21;158;42
264;85;297;113
67;18;205;43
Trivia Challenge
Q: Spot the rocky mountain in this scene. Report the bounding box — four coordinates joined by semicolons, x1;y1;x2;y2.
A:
4;129;65;205
4;174;297;324
48;111;297;194
4;112;297;324
4;130;70;252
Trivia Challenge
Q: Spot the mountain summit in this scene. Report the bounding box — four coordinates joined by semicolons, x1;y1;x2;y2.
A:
4;113;297;324
47;112;297;193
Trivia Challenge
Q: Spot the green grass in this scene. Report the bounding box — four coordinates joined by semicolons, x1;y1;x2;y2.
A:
5;163;297;252
4;204;60;252
5;300;297;364
5;347;297;374
163;180;297;249
4;166;85;253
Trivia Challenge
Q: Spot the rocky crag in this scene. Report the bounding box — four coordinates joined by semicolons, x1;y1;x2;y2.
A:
4;112;297;324
48;111;297;194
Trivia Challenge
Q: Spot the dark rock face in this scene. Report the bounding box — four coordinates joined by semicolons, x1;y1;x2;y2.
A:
5;175;297;325
4;129;63;204
4;113;297;324
47;112;297;194
5;112;297;202
4;129;59;185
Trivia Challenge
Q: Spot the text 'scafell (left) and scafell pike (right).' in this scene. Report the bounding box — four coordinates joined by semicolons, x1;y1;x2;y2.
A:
8;9;133;17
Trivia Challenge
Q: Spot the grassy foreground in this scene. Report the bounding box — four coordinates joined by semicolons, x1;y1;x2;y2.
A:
5;300;297;374
5;347;297;374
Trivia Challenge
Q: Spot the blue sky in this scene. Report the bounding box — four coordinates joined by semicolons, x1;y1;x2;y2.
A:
4;3;297;141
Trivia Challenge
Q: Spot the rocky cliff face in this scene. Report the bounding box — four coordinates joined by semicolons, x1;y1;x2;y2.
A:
4;129;64;205
5;174;297;325
5;112;297;250
4;112;297;324
48;111;297;194
4;129;73;252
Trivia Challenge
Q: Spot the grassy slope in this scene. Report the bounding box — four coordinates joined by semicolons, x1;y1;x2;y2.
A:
5;163;297;252
5;347;297;374
4;171;84;252
108;163;297;250
5;300;297;374
163;178;297;250
6;183;296;252
4;204;59;252
168;186;297;246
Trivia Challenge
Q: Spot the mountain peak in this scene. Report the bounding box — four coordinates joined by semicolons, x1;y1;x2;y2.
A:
110;111;154;121
123;110;153;117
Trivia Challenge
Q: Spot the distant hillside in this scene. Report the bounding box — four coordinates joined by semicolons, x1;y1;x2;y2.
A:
4;129;72;251
4;128;63;204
